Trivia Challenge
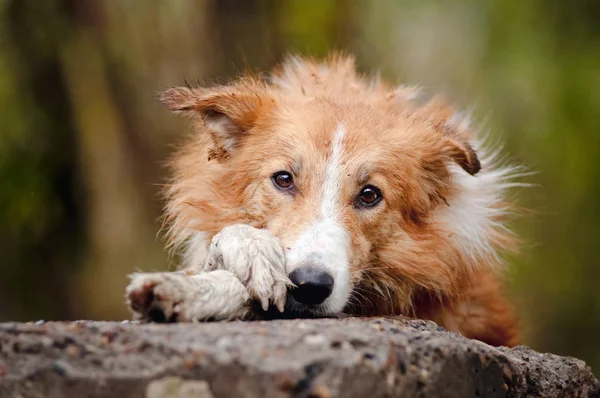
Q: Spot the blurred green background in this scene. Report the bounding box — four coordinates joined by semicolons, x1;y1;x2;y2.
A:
1;0;598;373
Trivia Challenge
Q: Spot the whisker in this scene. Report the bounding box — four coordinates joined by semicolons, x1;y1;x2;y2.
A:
348;289;374;309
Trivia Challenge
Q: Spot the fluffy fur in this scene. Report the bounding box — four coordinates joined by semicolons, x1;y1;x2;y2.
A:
126;54;522;347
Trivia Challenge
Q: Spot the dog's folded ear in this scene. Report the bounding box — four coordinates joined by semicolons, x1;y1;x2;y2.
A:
416;97;481;176
159;81;272;153
440;132;481;176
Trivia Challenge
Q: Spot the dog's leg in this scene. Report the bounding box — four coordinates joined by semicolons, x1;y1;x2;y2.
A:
126;270;251;322
203;224;292;312
126;224;291;322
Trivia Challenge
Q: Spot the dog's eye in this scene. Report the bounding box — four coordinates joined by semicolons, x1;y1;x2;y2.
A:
356;185;382;208
272;171;294;190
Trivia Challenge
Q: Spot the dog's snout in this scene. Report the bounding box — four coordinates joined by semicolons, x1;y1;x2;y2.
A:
289;268;334;305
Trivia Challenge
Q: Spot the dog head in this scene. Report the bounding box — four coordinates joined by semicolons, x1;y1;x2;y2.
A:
162;56;514;317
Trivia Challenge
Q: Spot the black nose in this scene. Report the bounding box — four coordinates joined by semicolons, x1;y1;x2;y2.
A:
289;268;334;305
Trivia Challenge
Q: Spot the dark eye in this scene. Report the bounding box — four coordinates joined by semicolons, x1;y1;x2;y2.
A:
272;171;294;190
356;185;382;208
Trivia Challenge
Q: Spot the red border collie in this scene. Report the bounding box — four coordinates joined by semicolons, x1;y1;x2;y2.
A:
126;54;523;347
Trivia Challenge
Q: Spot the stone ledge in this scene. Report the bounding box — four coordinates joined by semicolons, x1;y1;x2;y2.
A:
0;317;597;398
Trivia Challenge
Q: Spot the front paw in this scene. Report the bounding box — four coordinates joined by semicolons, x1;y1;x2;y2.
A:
204;224;292;312
125;271;251;322
126;272;183;322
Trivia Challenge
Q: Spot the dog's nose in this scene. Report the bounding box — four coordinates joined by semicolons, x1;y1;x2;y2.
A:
289;268;334;305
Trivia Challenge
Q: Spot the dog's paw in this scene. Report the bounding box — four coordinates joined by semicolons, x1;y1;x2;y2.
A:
126;271;251;322
203;224;292;312
126;272;175;322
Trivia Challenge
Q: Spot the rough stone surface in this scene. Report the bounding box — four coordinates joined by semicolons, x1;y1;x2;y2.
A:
0;317;597;398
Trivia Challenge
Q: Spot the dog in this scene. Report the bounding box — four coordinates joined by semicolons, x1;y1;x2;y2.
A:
126;54;523;347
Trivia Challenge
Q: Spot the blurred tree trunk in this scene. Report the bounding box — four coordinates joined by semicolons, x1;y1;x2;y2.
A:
60;1;216;320
60;15;156;320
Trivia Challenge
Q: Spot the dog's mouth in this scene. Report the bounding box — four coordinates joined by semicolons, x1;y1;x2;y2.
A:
285;298;334;317
256;297;341;320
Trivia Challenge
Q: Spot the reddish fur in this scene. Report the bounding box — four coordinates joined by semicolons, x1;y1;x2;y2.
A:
161;54;520;347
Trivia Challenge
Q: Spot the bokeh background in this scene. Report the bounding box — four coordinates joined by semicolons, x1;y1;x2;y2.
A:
1;0;599;373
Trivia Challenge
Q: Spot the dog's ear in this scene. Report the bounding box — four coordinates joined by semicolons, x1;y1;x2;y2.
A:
418;97;481;176
440;132;481;175
160;82;272;152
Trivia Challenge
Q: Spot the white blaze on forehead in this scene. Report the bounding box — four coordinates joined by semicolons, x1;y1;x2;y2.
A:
286;124;350;314
321;124;346;219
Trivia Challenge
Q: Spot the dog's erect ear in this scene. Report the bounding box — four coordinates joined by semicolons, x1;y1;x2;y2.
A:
160;82;272;152
418;97;481;176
